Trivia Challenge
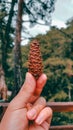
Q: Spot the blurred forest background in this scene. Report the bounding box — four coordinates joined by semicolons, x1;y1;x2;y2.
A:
0;0;73;126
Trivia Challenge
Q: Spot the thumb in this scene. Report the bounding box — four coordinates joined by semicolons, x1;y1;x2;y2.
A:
10;72;36;109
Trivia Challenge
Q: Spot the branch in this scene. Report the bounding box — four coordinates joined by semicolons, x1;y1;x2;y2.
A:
58;29;73;41
22;20;49;26
21;36;34;40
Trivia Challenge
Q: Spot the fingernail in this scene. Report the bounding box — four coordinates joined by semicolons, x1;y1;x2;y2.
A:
27;109;36;119
26;72;30;81
36;116;43;124
39;74;47;84
25;72;33;85
42;74;47;81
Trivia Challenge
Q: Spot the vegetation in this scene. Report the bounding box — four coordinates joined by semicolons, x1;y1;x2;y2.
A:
21;19;73;125
0;0;73;126
0;0;56;96
1;17;73;125
21;19;73;103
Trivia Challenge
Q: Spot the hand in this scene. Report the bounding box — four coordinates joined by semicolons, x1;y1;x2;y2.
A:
0;72;52;130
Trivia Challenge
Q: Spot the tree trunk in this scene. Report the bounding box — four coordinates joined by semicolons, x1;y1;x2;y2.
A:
13;0;23;97
0;0;16;75
0;65;7;101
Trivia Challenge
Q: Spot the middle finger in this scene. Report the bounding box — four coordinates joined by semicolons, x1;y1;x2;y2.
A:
27;97;46;120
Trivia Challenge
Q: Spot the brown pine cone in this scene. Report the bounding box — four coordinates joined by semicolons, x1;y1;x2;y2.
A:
28;40;43;80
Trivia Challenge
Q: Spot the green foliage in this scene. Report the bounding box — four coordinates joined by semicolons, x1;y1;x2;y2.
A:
1;1;73;125
52;112;73;125
23;0;56;26
1;10;73;124
0;0;56;90
17;19;73;104
17;19;73;125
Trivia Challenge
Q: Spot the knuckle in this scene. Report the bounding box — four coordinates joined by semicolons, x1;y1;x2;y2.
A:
47;107;53;117
8;101;13;111
39;97;46;104
33;97;46;112
8;97;17;111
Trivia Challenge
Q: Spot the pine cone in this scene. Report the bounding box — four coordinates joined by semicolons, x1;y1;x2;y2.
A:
28;40;43;79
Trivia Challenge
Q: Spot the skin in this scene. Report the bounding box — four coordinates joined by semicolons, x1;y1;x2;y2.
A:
0;72;52;130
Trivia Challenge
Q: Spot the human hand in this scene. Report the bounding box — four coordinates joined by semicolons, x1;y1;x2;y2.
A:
0;72;52;130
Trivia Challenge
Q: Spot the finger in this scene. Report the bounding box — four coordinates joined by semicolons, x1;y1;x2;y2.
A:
41;121;50;130
35;107;52;125
29;74;47;103
27;97;46;120
26;103;32;110
9;72;36;109
35;74;47;96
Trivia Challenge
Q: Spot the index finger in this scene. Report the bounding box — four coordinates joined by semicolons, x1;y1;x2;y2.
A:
35;74;47;96
29;74;47;103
